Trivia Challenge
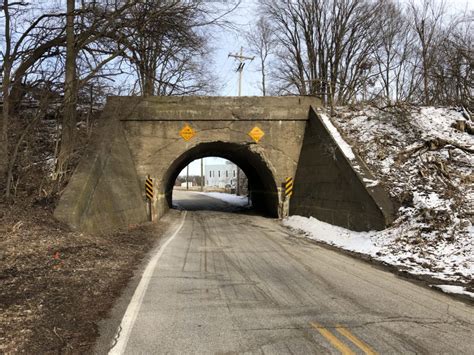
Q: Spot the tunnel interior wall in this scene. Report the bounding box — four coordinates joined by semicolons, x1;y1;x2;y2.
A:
290;108;394;231
54;115;147;234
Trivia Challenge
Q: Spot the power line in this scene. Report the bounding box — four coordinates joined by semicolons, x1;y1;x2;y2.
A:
228;47;254;96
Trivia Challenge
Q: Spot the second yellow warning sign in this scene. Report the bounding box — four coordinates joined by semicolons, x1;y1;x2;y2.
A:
179;124;196;141
248;126;265;143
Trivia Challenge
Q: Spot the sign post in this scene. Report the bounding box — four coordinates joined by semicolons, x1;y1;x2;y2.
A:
145;175;154;221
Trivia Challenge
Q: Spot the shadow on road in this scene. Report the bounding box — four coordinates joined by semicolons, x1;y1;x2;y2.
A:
172;190;254;214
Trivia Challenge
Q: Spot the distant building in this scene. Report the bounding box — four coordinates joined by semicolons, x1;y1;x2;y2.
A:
205;163;238;188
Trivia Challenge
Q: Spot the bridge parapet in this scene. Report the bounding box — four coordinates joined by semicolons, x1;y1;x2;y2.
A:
108;96;317;121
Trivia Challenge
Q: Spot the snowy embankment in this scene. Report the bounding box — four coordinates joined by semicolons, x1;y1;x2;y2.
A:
285;106;473;298
198;192;251;207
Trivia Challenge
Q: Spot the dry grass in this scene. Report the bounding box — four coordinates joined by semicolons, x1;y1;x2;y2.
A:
0;201;168;353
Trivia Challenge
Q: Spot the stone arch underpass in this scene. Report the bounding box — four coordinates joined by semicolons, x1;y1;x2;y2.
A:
164;142;279;217
54;96;395;234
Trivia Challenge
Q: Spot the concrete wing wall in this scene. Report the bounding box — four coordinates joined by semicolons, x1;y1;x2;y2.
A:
291;108;395;231
54;104;147;234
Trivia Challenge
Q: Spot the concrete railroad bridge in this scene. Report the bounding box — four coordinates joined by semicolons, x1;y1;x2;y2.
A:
55;97;395;234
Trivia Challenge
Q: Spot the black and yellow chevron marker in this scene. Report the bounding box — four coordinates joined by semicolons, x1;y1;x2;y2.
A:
285;177;293;198
145;176;154;200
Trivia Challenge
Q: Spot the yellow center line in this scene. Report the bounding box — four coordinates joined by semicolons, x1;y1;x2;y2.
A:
336;325;377;355
310;322;355;355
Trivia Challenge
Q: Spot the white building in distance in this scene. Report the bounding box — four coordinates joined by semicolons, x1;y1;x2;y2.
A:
205;163;238;188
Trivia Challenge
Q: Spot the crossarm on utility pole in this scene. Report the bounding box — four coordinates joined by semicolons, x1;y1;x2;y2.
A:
228;47;255;96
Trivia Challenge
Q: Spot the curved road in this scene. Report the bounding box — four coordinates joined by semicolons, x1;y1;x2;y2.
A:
97;191;473;354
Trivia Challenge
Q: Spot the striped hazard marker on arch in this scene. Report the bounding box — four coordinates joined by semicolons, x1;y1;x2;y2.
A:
285;177;293;198
145;176;154;200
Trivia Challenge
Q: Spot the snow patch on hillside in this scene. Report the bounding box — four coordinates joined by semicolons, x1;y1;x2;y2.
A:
284;214;473;297
319;113;356;160
284;215;382;255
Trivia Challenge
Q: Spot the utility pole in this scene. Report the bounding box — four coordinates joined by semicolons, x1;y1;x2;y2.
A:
228;47;252;196
186;165;189;190
228;47;254;96
200;158;204;192
236;167;240;196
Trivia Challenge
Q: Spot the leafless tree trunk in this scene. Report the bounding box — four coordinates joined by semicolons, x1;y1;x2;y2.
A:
246;17;276;96
55;0;77;179
410;0;446;105
1;0;12;187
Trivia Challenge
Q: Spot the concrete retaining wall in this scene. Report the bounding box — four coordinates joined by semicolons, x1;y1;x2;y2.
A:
290;108;394;231
54;118;147;234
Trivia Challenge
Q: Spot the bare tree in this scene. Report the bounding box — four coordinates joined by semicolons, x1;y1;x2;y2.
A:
53;1;146;178
373;0;419;104
246;16;276;96
1;1;128;190
260;0;381;105
409;0;447;105
55;0;76;179
1;0;63;196
111;0;215;96
429;12;473;107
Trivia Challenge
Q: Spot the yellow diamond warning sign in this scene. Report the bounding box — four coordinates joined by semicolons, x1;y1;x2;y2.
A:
248;126;265;143
179;124;195;141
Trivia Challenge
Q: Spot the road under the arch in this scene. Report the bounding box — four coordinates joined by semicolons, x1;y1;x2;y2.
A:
172;190;252;214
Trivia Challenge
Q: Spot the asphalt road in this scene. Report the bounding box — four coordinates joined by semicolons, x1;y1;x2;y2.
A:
97;191;474;354
172;189;246;212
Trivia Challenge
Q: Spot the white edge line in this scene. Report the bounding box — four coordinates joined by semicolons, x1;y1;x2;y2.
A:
109;211;187;355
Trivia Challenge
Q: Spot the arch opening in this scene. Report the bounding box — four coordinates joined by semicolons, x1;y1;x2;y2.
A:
163;142;279;217
172;157;250;212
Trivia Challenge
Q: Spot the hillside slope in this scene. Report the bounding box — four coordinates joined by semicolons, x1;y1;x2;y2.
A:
286;106;473;294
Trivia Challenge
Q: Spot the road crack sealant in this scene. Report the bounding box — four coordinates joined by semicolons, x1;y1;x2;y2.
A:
108;211;188;355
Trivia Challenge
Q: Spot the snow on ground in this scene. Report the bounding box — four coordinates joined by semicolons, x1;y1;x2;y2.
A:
198;192;251;207
284;214;473;282
284;216;382;255
432;285;474;298
319;113;356;160
287;106;473;295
